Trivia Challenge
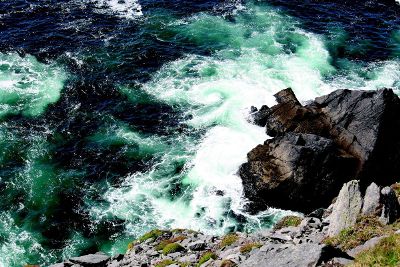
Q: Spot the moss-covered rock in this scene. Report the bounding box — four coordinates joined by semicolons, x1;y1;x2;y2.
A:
274;216;302;231
197;251;217;266
162;243;185;255
239;242;262;254
219;233;239;248
138;229;165;243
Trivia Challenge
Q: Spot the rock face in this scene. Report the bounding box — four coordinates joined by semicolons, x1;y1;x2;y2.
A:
380;186;400;224
362;182;381;216
242;88;400;212
327;180;363;237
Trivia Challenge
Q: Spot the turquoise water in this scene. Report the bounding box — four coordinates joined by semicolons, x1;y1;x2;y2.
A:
0;0;399;265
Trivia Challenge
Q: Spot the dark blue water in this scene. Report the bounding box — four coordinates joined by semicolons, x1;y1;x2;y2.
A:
0;0;399;265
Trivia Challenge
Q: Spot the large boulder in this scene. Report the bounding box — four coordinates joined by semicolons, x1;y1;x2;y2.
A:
239;133;358;212
327;180;363;237
242;88;400;212
379;186;400;224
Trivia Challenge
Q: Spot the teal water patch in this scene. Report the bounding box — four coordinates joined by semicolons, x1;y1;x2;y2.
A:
0;53;67;118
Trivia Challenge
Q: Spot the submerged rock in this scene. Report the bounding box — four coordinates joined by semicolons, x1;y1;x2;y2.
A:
240;88;400;212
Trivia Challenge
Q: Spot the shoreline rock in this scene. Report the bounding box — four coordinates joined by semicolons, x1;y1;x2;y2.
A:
243;88;400;213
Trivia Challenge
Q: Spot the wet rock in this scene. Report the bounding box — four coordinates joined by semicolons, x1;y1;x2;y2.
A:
239;132;357;213
241;88;400;213
327;181;362;237
380;186;400;224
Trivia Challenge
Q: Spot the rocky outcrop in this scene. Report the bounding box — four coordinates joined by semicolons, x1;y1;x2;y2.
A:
242;88;400;212
327;180;362;237
49;181;400;267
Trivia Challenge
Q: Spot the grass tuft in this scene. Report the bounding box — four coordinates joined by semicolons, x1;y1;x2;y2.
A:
197;251;217;266
350;234;400;266
239;242;262;254
273;216;302;231
162;242;185;255
324;216;386;250
138;229;165;243
155;235;186;251
219;233;239;248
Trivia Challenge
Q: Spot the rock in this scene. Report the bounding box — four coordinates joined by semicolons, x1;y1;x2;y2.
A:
347;235;387;257
188;241;207;251
380;186;400;224
69;253;110;266
307;208;325;219
327;181;362;237
250;105;270;127
239;132;357;213
362;182;381;216
239;243;344;267
240;88;400;212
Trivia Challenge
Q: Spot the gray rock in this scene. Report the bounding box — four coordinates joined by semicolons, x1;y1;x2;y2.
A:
380;186;400;224
362;182;381;216
48;264;67;267
329;257;354;266
327;180;362;237
240;243;332;267
347;235;387;257
70;253;110;266
178;254;198;263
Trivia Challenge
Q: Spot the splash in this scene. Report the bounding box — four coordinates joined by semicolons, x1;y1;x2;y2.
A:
92;0;143;19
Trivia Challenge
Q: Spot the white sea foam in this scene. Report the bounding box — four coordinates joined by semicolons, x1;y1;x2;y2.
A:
92;0;143;19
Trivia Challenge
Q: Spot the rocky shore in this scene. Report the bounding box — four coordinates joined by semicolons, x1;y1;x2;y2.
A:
50;88;400;267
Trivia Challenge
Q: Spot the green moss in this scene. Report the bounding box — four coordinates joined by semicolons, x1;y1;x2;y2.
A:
138;229;165;243
155;259;175;267
239;242;262;254
162;242;185;255
220;259;237;267
324;216;386;250
273;216;302;231
219;233;239;248
197;251;217;266
350;234;400;266
155;236;186;251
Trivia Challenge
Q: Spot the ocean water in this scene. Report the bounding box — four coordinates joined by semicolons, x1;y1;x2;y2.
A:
0;0;399;265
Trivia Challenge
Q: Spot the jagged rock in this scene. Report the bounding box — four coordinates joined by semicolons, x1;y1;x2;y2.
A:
327;181;362;237
69;252;110;266
239;243;343;267
240;88;400;212
362;182;381;216
380;186;400;224
239;132;357;212
250;105;270;127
